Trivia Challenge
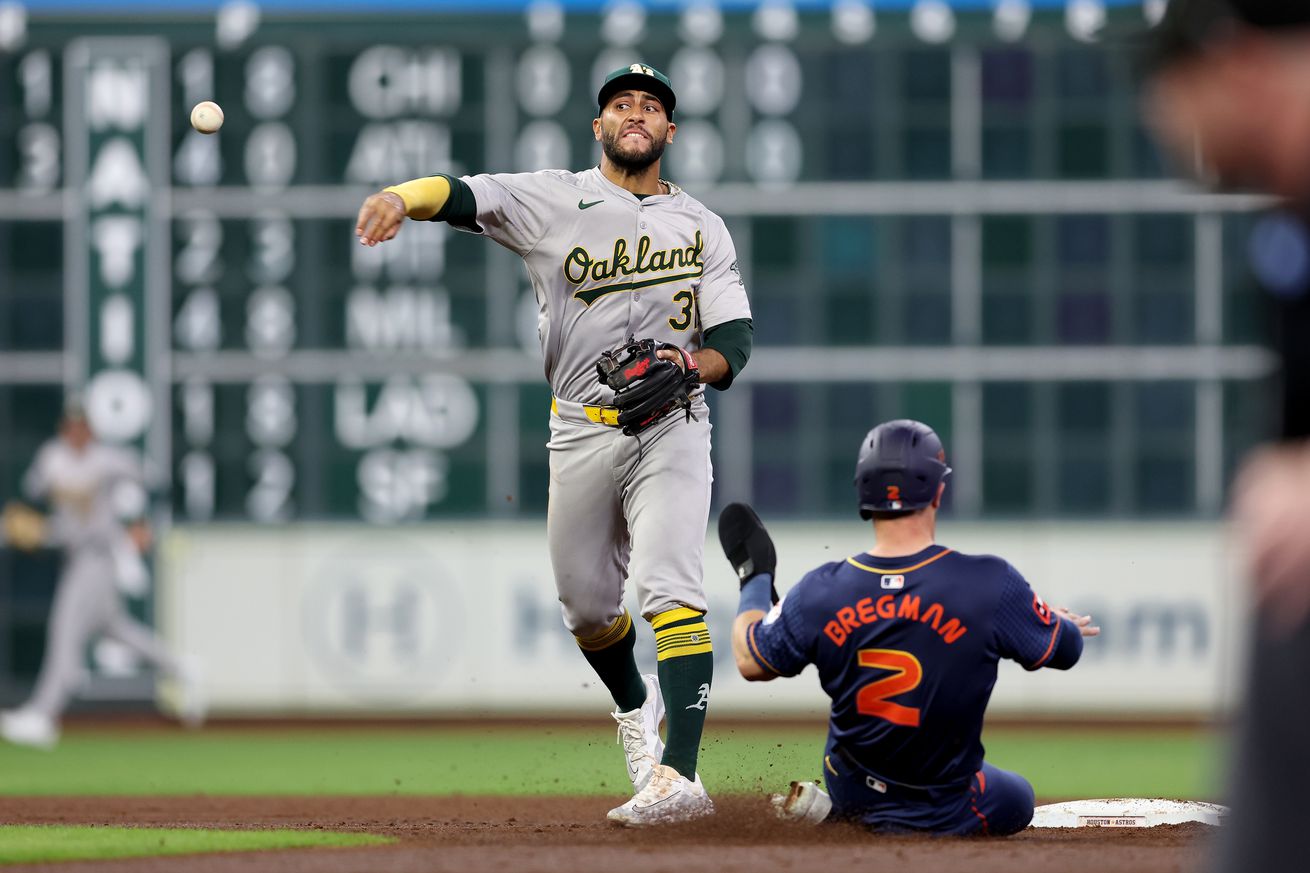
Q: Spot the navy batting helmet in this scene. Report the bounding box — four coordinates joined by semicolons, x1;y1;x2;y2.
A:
854;419;952;518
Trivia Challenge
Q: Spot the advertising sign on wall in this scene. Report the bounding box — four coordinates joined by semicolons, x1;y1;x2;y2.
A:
159;521;1247;717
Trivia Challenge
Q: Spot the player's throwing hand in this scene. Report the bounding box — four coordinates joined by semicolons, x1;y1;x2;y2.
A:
355;191;407;246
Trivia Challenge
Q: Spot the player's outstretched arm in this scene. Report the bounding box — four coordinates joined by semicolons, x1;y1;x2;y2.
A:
731;610;772;681
356;176;459;245
996;572;1098;671
719;502;780;681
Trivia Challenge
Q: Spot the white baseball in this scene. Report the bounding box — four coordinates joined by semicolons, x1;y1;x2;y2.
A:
190;101;224;134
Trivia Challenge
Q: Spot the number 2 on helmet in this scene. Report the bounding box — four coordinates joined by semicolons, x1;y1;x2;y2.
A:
885;485;901;501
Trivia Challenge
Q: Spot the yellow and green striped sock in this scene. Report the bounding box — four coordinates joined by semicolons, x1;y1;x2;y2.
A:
652;607;714;779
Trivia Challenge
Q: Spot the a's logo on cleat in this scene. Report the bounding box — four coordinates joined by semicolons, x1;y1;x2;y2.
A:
685;682;710;711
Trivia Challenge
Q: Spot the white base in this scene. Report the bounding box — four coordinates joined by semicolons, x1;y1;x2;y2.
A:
1032;798;1227;828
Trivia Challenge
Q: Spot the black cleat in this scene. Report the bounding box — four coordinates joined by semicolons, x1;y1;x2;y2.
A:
717;502;778;588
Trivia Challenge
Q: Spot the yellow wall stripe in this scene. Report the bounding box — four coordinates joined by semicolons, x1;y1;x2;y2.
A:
574;610;633;652
651;607;704;630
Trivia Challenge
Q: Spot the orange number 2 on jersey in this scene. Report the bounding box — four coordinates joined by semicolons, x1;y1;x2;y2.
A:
856;648;923;727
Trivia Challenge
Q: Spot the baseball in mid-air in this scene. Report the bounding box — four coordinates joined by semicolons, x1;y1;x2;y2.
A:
190;101;224;134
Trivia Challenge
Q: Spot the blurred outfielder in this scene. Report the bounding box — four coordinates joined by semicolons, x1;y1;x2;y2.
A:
0;404;204;749
718;420;1099;835
355;63;753;824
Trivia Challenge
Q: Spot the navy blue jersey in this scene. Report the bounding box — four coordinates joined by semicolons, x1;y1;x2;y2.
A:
747;545;1082;788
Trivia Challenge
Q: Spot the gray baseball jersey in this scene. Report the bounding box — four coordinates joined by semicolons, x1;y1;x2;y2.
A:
460;166;751;403
17;438;179;722
24;439;143;554
459;166;750;632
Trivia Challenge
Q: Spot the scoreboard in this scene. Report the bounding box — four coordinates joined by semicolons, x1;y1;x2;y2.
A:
0;0;1279;525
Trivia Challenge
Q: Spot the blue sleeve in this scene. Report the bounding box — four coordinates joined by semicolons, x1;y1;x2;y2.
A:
745;578;813;678
994;566;1084;671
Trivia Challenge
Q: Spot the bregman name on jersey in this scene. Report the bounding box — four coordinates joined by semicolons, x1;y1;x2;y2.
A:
565;232;705;305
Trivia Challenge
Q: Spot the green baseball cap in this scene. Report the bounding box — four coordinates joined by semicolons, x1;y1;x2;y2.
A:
597;63;676;119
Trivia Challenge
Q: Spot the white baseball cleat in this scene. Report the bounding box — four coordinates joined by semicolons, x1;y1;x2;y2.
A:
607;764;715;827
0;709;59;750
770;780;833;824
612;673;665;792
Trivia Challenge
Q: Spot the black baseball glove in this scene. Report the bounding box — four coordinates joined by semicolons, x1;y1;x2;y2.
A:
595;337;699;437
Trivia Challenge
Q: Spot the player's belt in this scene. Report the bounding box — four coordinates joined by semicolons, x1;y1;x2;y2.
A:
829;745;966;802
551;396;621;427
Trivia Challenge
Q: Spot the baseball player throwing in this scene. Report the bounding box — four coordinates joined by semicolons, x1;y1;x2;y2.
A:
355;64;753;825
718;420;1099;835
0;404;204;750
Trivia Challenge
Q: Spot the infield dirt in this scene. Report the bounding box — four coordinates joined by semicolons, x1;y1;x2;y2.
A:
0;794;1213;873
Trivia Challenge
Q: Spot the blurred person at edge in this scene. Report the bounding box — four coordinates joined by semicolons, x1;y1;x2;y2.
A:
1145;2;1310;870
0;402;204;750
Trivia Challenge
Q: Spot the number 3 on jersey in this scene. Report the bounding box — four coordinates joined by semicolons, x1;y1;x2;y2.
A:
669;289;694;330
856;648;923;727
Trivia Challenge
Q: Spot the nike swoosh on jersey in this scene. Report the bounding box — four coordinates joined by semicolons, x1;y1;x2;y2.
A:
578;199;604;209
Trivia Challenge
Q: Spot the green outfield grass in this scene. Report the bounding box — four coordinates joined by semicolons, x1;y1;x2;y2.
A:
0;826;390;864
0;723;1222;800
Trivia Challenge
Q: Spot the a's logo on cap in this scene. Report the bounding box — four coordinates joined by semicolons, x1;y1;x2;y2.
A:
630;63;654;76
881;575;905;590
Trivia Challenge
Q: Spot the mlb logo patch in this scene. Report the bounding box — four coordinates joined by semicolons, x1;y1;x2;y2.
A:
880;575;905;590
